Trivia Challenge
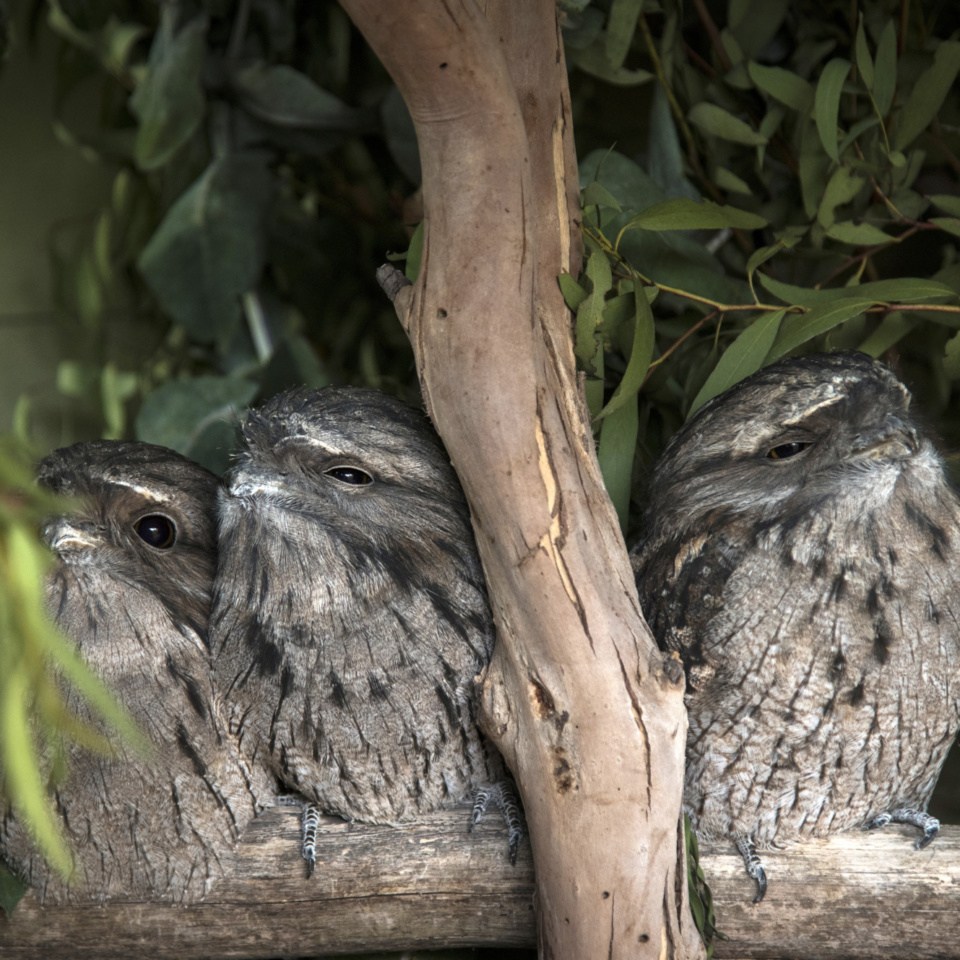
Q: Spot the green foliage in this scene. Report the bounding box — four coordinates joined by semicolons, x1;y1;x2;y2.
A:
3;0;960;902
566;0;960;538
0;434;148;901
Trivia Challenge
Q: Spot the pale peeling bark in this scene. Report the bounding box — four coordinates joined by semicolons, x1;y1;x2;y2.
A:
339;2;699;957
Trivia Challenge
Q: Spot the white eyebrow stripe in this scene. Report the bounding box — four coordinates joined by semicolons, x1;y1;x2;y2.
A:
276;434;344;456
107;479;174;503
782;393;844;425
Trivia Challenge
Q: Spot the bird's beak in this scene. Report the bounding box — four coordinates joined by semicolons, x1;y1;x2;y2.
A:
42;519;100;554
852;417;919;460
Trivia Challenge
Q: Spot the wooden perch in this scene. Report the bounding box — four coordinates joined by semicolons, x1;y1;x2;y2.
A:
2;805;958;959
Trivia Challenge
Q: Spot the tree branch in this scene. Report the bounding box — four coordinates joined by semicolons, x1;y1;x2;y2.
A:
337;3;696;955
2;807;958;958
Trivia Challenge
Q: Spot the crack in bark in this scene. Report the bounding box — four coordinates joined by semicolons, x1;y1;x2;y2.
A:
616;646;652;811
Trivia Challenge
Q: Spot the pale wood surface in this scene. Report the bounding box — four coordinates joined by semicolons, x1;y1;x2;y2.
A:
2;806;958;959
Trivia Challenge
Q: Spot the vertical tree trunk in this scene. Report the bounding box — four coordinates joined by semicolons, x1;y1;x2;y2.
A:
339;2;702;957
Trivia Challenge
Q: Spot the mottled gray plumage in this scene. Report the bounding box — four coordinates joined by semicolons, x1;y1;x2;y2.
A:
211;388;516;853
0;441;271;903
632;352;960;899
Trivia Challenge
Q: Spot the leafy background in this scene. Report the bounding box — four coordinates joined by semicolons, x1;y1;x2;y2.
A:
1;0;959;934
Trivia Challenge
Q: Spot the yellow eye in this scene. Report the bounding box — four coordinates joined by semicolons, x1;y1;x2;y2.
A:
767;442;811;460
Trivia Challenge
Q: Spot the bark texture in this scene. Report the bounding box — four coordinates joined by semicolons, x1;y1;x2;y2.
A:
2;806;958;959
337;2;696;957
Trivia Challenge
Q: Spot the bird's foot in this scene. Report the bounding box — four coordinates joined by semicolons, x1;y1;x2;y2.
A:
277;795;322;876
864;807;940;849
469;779;524;865
735;837;767;903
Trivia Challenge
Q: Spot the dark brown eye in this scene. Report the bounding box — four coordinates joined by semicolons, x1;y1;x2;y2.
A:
767;442;811;460
325;467;373;485
135;515;177;549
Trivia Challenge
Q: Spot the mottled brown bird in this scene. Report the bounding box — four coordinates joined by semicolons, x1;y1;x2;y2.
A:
211;387;520;868
0;441;271;903
632;352;960;900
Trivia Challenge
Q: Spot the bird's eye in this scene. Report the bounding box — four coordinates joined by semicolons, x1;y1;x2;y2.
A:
325;467;373;485
135;515;177;549
766;442;812;460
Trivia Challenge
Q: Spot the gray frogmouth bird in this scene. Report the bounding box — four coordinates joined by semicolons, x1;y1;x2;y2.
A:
632;352;960;900
211;387;520;868
0;441;271;903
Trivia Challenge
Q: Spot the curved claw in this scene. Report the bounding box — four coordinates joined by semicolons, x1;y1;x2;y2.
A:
736;837;768;903
468;779;524;864
863;808;939;849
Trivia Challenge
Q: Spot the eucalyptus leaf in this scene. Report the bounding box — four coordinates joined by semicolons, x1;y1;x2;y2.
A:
945;331;960;380
760;274;956;307
233;63;374;132
597;396;638;533
605;0;644;69
135;375;258;471
855;17;874;92
0;861;28;918
597;286;655;420
894;41;960;150
873;20;897;116
129;11;207;171
688;309;785;417
858;311;915;357
622;196;767;231
137;154;274;344
825;220;892;246
932;218;960;240
931;195;960;218
747;62;813;114
814;58;851;161
767;299;876;361
688;102;767;146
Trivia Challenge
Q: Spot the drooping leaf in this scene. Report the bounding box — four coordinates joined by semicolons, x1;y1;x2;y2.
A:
814;58;851;161
597;285;656;420
816;166;866;229
826;221;892;246
858;312;915;357
129;11;208;171
0;861;28;917
930;195;960;218
137;154;274;344
894;41;960;150
873;21;898;116
855;16;874;92
232;63;374;132
688;102;767;146
597;396;638;533
767;299;876;361
760;274;956;308
135;375;258;472
688;309;785;417
605;0;644;69
621;197;768;232
748;62;813;114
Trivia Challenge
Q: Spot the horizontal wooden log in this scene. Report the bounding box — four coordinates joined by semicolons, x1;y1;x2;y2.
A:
1;805;958;958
